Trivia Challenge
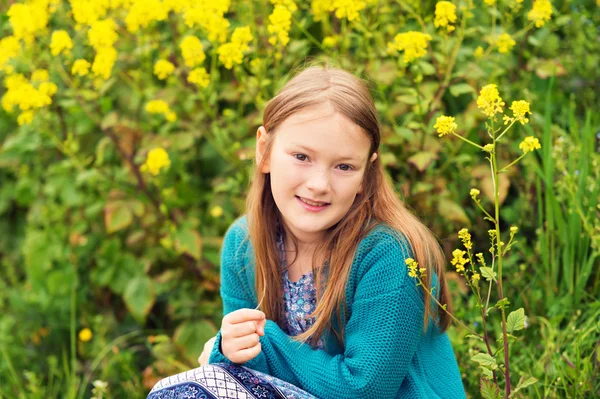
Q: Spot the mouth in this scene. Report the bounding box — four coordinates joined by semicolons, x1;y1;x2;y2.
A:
295;196;330;206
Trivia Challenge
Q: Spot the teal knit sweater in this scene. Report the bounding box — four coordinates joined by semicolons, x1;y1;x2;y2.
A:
209;216;466;399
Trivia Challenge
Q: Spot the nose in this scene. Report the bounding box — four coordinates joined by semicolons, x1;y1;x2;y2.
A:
306;167;330;194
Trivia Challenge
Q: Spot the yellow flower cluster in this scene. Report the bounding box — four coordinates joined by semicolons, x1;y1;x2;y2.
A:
188;67;210;88
474;46;484;59
72;59;92;76
2;72;58;126
434;115;457;137
154;59;175;80
218;26;253;69
146;100;176;122
470;188;480;199
79;327;93;342
125;0;169;33
180;36;206;68
476;84;505;118
69;0;110;26
210;205;224;218
0;36;21;73
311;0;368;22
92;47;118;80
503;100;531;125
458;228;472;250
528;0;552;28
388;31;432;63
451;249;469;273
50;30;73;56
518;136;541;153
183;1;231;43
87;19;119;80
7;1;49;44
141;148;171;176
434;1;457;33
484;0;496;5
496;33;515;53
405;258;425;279
268;5;292;47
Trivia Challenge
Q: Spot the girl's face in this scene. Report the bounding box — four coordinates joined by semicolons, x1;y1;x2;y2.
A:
256;105;377;244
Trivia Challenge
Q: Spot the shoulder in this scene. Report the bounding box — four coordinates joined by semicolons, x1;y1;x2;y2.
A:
222;215;251;259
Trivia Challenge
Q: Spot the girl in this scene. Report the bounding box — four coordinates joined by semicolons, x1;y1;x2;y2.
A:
148;65;465;398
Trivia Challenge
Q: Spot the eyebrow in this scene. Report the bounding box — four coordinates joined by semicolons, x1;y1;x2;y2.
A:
292;144;363;162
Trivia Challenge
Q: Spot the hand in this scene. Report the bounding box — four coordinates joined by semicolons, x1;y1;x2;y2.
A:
198;336;217;366
221;308;266;364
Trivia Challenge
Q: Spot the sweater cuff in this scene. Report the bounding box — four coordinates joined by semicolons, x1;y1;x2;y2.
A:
208;330;231;365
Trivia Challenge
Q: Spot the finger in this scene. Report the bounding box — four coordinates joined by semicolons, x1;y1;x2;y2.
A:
225;308;265;324
232;333;260;350
256;318;266;336
231;342;262;364
225;320;258;338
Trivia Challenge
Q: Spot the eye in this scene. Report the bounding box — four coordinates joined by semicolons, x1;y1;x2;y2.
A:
337;164;354;171
294;153;308;162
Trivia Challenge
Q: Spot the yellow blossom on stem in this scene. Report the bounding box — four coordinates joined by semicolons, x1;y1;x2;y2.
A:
88;19;118;51
231;26;253;52
472;272;481;284
528;0;553;28
322;36;339;48
504;100;531;125
125;0;169;33
146;100;176;122
69;0;110;25
518;136;541;153
31;69;49;83
79;328;93;342
331;0;367;21
180;36;206;68
474;46;484;58
477;84;505;118
484;0;496;5
92;46;117;80
496;33;516;53
482;144;494;152
434;115;457;137
0;36;21;73
50;30;73;56
210;205;224;218
406;258;419;278
72;59;91;76
451;249;469;273
141;148;171;176
188;67;210;88
510;226;518;234
388;31;432;63
18;110;35;126
153;59;175;80
434;1;457;33
270;0;298;12
268;5;292;47
470;188;480;199
458;228;472;250
7;2;49;44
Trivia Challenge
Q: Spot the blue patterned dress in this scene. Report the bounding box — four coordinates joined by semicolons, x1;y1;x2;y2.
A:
147;230;320;399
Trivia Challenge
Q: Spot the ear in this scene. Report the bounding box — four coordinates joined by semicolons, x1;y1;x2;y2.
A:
256;126;270;173
357;153;378;194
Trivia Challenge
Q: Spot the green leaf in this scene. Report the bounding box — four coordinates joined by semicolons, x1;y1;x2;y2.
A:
438;198;470;225
507;308;525;333
480;378;502;399
173;320;218;364
104;201;133;234
509;376;538;398
449;83;475;97
407;151;438;172
465;334;484;342
174;228;203;260
123;275;155;325
495;297;510;310
480;267;497;282
471;353;498;370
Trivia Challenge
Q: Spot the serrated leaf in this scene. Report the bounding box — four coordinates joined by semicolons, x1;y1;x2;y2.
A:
480;267;496;282
408;151;438;172
449;83;475;97
495;297;510;309
472;353;497;370
123;276;155;324
480;378;502;399
509;375;538;398
507;308;525;333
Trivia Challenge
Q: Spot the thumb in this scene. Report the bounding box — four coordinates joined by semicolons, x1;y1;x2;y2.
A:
256;318;266;336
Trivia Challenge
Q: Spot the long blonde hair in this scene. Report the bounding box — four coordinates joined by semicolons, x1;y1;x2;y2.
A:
245;64;452;348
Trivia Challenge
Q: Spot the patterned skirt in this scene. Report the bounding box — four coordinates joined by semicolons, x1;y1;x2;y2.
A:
147;363;317;399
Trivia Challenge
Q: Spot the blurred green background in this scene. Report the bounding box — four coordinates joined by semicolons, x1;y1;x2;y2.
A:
0;0;598;397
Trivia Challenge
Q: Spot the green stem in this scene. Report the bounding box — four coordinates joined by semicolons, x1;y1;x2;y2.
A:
498;153;526;173
451;131;485;149
292;15;325;51
495;119;516;141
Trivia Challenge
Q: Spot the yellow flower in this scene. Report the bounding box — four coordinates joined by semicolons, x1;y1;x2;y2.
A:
405;258;419;278
312;0;333;21
188;67;210;88
268;5;292;47
451;249;469;273
70;0;110;25
474;46;484;58
146;100;176;121
470;188;480;199
434;115;457;137
477;84;505;118
270;0;298;12
125;0;169;33
180;36;206;68
484;0;496;5
7;2;49;44
39;82;58;97
72;59;91;76
142;148;171;176
331;0;367;21
507;100;531;125
210;205;224;218
218;26;253;69
528;0;552;28
322;35;339;48
476;253;486;266
18;110;35;126
183;2;230;43
50;30;73;56
88;19;118;51
92;46;117;80
496;33;516;53
482;144;494;152
434;1;457;33
31;69;49;83
231;26;253;52
79;328;93;342
0;36;21;73
458;228;472;250
153;59;175;80
518;136;541;153
472;272;481;284
387;31;432;63
510;226;518;234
